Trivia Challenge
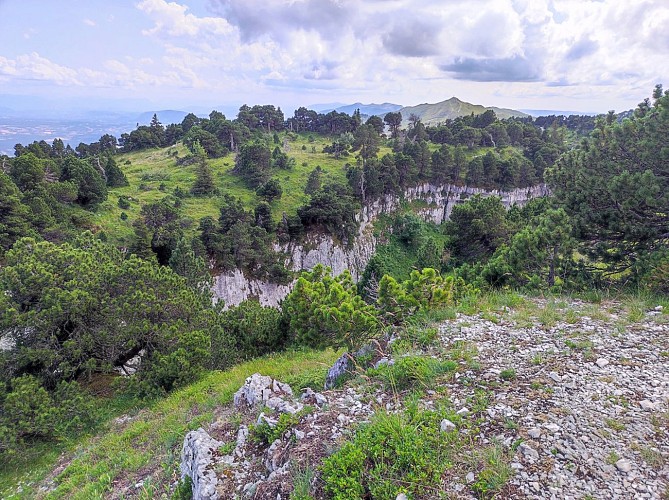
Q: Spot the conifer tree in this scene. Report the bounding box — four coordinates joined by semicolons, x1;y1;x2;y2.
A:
190;141;217;196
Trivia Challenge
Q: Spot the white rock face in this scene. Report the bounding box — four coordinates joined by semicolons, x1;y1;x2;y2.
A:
212;270;293;308
0;335;15;351
212;183;549;308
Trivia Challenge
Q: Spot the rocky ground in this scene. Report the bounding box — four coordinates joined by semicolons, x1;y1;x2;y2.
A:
182;297;669;499
443;298;669;499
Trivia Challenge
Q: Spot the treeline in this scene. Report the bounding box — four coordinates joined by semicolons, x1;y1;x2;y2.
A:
532;114;597;136
0;97;599;275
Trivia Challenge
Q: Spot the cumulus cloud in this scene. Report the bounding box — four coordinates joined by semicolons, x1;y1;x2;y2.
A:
565;37;599;61
137;0;232;36
208;0;350;43
0;52;81;85
83;18;96;27
4;0;668;113
441;55;541;82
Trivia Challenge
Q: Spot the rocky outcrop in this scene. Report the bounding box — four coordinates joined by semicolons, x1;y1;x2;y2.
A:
401;183;549;224
180;373;331;498
212;183;549;308
233;373;302;415
180;428;223;500
212;270;292;308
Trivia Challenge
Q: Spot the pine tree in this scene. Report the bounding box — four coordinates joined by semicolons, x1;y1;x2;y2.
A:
168;237;212;303
190;142;217;196
305;166;322;194
104;156;129;187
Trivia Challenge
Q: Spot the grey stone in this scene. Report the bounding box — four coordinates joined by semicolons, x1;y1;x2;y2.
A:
596;358;609;368
257;412;278;428
325;353;351;390
235;425;248;453
234;373;274;408
519;442;539;462
615;459;633;473
235;373;301;416
528;427;542;439
543;423;560;433
300;387;328;406
374;357;391;369
265;439;284;473
466;472;475;483
440;419;456;432
266;396;303;415
639;400;656;410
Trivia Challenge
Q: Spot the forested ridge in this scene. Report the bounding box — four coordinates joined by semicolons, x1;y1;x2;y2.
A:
1;86;668;497
2;100;570;275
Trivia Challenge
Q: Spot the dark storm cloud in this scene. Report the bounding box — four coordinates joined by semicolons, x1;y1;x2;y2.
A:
381;20;441;57
207;0;351;42
441;55;541;82
566;37;599;61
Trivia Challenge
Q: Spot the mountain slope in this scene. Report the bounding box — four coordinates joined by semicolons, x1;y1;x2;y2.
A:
333;102;402;116
400;97;528;125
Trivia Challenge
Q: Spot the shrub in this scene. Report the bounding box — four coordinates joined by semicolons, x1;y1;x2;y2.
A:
367;355;457;391
172;476;193;499
250;407;312;445
321;441;366;499
211;300;285;369
117;195;131;209
129;329;211;398
0;376;95;456
322;407;452;499
377;268;476;324
0;234;215;394
281;265;379;351
638;250;669;294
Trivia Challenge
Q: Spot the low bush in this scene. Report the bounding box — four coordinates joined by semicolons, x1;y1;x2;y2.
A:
321;406;453;499
0;376;95;456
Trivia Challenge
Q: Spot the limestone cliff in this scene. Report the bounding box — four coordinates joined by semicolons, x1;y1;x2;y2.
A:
212;183;549;307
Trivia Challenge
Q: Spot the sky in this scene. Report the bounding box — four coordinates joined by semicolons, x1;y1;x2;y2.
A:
1;0;668;115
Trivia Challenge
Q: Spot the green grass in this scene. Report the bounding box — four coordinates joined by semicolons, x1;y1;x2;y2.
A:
604;418;626;432
290;462;316;500
471;442;514;497
92;131;521;249
367;355;457;391
0;348;340;499
458;289;527;317
0;390;141;498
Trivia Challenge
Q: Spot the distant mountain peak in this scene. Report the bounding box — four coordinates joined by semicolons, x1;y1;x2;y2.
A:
399;97;527;125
